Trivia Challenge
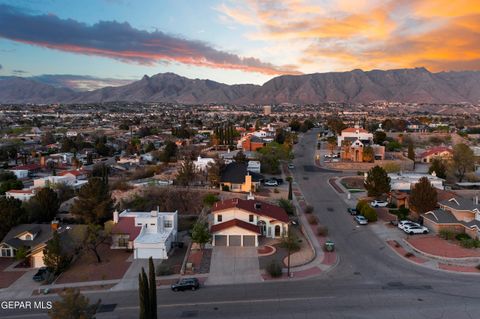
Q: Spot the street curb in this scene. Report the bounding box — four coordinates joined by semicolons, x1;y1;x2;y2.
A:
402;239;480;264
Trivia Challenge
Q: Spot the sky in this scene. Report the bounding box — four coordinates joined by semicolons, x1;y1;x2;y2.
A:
0;0;479;89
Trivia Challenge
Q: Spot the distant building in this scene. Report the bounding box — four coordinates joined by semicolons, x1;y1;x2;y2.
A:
418;146;453;163
388;172;444;192
5;189;37;201
338;126;385;162
220;162;263;193
193;156;215;172
263;105;272;116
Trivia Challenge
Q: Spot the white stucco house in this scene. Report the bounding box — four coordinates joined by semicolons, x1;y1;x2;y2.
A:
5;189;37;201
210;198;290;247
111;209;178;259
388;172;444;192
193;156;215;172
337;126;373;147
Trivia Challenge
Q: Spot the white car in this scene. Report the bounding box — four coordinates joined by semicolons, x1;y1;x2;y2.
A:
397;220;420;230
264;179;279;187
288;163;295;169
403;225;429;235
370;200;388;207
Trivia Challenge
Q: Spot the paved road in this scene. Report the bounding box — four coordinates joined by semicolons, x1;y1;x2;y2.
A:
2;128;480;319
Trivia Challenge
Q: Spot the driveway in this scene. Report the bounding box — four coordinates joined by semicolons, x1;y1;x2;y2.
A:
206;247;261;285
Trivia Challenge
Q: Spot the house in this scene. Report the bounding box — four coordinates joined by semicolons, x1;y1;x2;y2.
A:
241;135;267;152
5;189;37;201
0;222;84;268
33;175;88;189
247;161;261;173
57;169;87;180
423;196;480;239
388;172;444;192
11;164;41;176
193;156;215;172
419;146;453;163
210;198;290;247
111;209;178;259
389;190;409;208
220;162;263;192
8;169;29;179
337;126;372;147
338;127;385;162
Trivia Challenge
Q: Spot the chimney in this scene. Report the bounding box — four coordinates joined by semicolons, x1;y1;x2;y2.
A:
113;210;119;224
51;219;59;232
254;202;262;210
151;206;159;217
475;196;478;205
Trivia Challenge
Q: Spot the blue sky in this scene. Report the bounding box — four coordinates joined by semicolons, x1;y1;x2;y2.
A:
0;0;479;89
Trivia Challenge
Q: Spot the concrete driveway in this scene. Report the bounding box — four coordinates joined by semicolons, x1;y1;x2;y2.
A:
206;247;261;286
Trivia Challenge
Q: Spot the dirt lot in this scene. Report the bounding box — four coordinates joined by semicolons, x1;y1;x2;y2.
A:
55;243;132;284
0;258;27;288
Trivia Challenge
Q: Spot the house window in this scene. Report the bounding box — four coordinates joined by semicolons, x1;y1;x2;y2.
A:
1;248;11;257
217;214;223;222
150;223;155;226
118;238;128;248
249;214;254;222
25;234;32;240
164;220;172;228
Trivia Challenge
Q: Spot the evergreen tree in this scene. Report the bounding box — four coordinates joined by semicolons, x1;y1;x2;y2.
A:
148;257;157;319
452;143;475;182
364;166;391;197
407;142;415;162
138;272;148;319
409;177;438;217
71;178;113;224
287;176;293;200
26;187;59;223
191;221;211;250
43;231;72;275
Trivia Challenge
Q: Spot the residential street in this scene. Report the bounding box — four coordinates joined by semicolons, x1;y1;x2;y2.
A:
2;128;480;319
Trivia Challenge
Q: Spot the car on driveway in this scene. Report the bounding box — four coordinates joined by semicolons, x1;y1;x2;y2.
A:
403;225;429;235
264;179;279;187
398;220;420;230
370;200;388;207
288;163;295;169
171;278;200;291
354;215;368;225
32;267;49;282
347;208;358;215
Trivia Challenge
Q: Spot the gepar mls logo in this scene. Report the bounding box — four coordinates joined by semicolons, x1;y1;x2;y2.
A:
1;300;52;310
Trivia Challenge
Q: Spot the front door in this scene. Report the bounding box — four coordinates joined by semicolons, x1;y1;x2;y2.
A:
257;221;266;236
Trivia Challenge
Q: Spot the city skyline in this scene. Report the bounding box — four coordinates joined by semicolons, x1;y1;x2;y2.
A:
0;0;479;89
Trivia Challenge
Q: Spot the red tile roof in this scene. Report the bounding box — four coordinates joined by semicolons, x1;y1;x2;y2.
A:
341;127;368;134
419;146;453;158
212;198;289;223
58;169;85;177
210;219;261;234
112;217;141;241
6;189;34;194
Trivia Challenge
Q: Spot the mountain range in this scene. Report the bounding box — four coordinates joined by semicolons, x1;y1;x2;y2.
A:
1;67;480;104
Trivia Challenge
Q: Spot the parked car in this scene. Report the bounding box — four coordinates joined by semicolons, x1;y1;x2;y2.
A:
264;179;279;187
171;278;200;291
398;220;420;230
370;200;388;207
354;215;369;225
347;208;358;215
274;178;284;185
403;225;429;235
288;163;295;169
32;267;49;282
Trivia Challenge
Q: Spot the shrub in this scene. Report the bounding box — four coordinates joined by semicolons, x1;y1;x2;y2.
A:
278;198;295;215
222;185;230;192
455;233;471;241
273;188;279;193
439;229;457;240
203;193;219;207
356;200;369;213
305;205;314;214
317;225;328;236
266;260;283;278
459;239;480;249
156;263;173;276
307;215;318;225
361;206;378;222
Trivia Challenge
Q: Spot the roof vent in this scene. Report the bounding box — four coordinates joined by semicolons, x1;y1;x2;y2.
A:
254;203;262;210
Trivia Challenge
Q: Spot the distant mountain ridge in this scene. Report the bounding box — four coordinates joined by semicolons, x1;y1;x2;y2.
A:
1;68;480;104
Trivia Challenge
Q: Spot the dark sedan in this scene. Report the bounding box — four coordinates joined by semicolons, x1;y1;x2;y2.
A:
32;267;49;282
171;278;200;291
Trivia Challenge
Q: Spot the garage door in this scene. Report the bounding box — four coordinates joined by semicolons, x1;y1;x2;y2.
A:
214;235;227;246
243;235;256;247
135;248;164;259
229;235;241;246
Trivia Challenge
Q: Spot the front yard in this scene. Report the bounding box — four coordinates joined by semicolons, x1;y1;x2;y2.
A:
0;258;28;288
55;243;132;284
